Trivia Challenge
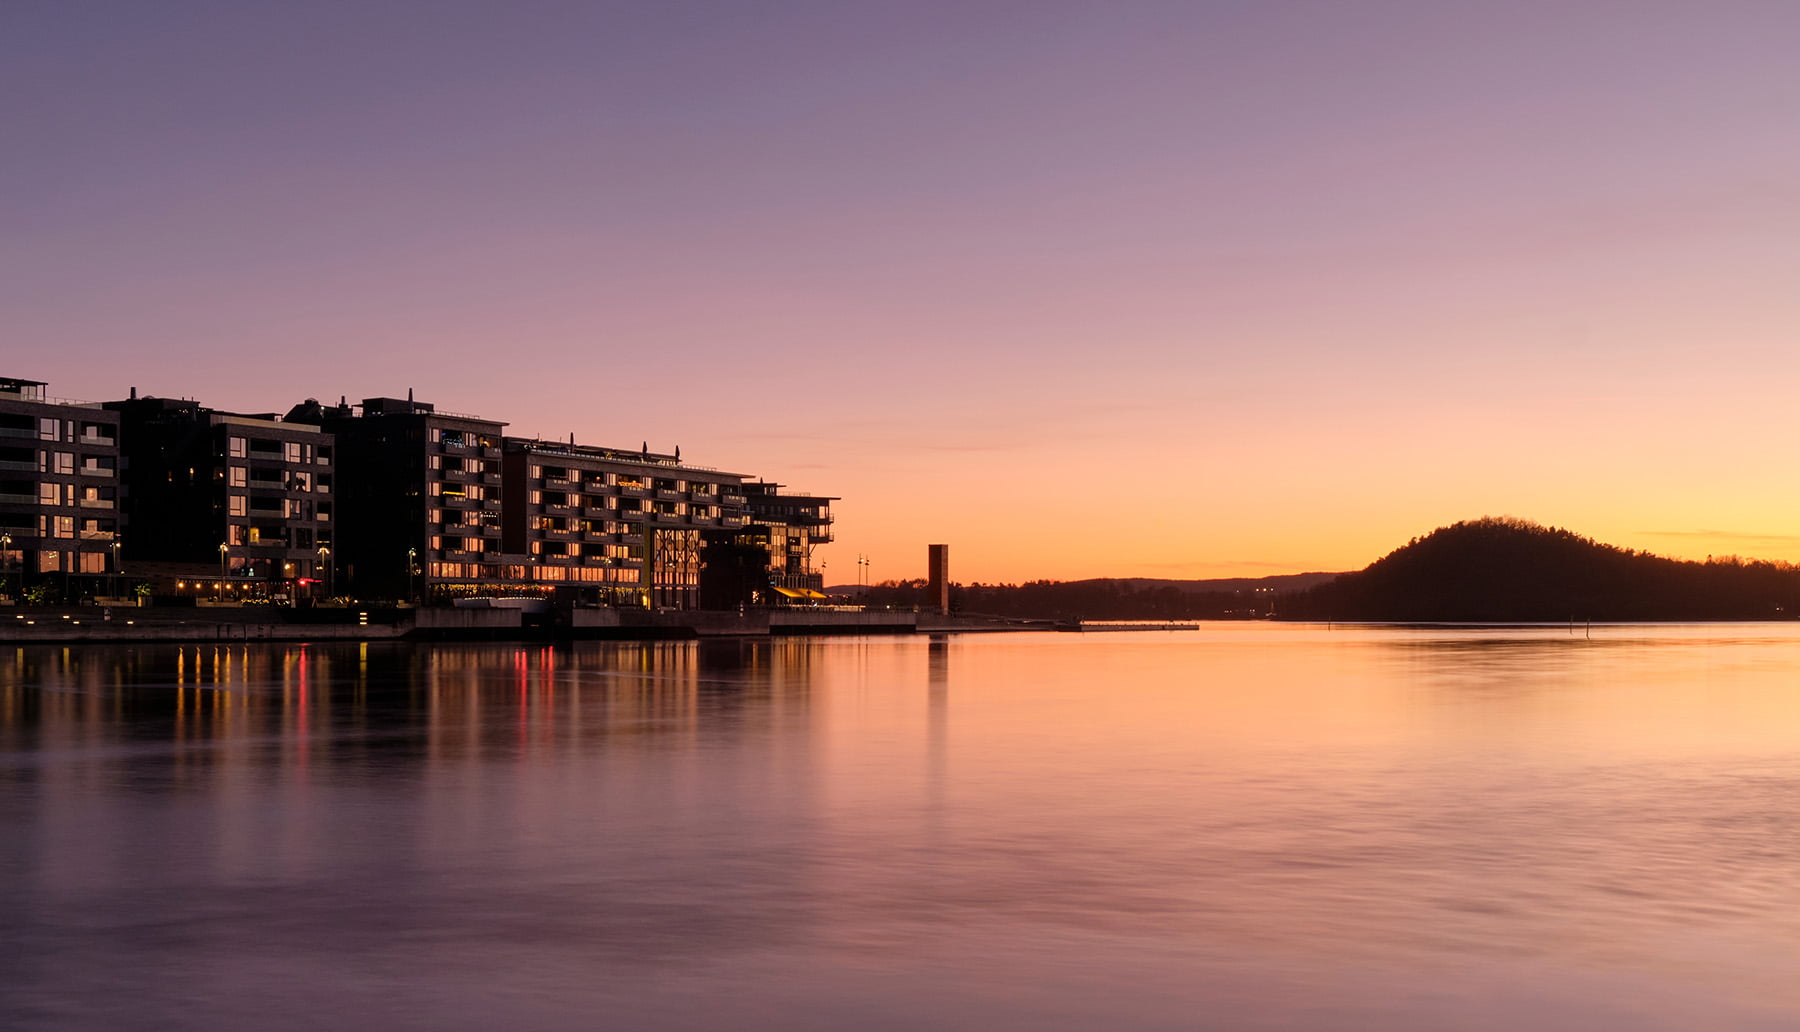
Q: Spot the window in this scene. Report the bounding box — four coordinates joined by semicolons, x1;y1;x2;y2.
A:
38;482;61;505
228;495;247;516
53;516;74;538
38;550;60;572
229;437;247;457
38;418;61;441
228;466;247;487
79;551;106;573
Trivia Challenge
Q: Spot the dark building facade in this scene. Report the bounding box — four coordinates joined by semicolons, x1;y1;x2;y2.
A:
0;378;123;602
305;395;509;601
106;395;334;599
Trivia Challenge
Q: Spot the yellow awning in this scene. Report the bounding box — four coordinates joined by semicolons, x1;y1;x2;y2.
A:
768;586;805;598
800;589;829;599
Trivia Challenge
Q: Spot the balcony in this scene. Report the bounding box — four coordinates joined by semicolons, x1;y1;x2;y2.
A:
720;515;750;527
655;489;683;501
78;530;117;541
0;460;35;473
617;486;647;498
78;499;114;509
0;426;33;440
78;433;116;447
721;493;748;505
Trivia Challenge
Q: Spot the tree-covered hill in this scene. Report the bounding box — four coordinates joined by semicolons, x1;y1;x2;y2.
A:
1279;517;1800;622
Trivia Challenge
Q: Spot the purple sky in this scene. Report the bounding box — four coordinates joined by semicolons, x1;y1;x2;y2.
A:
8;1;1800;580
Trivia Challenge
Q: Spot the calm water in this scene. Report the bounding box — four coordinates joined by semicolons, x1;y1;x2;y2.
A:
6;625;1800;1030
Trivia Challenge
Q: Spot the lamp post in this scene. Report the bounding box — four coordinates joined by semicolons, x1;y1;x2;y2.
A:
110;540;121;600
318;546;331;600
407;547;417;604
218;543;229;601
0;531;10;600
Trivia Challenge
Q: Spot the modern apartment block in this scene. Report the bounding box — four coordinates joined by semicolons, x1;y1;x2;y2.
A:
4;375;837;608
742;483;836;596
0;378;123;601
500;438;752;609
106;395;335;598
288;395;510;601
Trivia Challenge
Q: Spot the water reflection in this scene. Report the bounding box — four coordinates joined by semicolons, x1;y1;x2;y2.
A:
6;629;1800;1030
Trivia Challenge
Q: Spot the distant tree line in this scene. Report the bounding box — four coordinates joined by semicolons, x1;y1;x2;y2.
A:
1278;517;1800;622
858;578;1283;621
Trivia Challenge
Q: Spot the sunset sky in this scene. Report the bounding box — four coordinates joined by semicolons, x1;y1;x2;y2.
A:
8;2;1800;582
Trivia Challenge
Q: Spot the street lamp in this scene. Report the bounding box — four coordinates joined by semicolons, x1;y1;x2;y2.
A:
111;540;121;600
0;531;11;599
407;547;417;604
318;546;332;599
218;543;229;601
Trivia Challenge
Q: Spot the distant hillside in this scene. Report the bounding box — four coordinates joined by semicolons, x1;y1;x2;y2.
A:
849;572;1340;620
1280;517;1800;622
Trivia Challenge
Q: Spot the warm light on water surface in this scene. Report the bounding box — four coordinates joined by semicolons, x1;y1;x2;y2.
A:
5;626;1800;1030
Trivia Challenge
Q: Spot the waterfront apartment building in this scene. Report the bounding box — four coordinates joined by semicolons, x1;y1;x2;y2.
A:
106;395;335;599
743;483;836;597
500;438;752;609
302;395;509;601
6;375;837;608
0;378;123;602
